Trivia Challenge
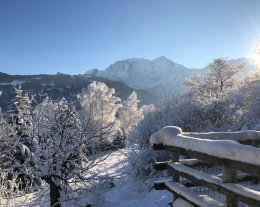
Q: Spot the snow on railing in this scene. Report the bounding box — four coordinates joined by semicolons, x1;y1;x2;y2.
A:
183;130;260;142
151;126;260;207
150;126;260;167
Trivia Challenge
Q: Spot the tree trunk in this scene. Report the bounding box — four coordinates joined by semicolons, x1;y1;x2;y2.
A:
50;183;61;207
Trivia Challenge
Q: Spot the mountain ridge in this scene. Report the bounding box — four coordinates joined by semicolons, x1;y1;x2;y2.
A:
0;73;156;111
85;56;257;96
1;57;257;110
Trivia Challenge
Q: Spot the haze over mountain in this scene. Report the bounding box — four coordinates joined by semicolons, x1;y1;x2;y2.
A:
85;56;257;96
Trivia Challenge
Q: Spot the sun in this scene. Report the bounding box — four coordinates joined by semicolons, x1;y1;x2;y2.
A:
251;41;260;65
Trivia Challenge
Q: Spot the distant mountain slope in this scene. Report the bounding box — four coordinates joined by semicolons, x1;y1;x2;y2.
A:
0;73;156;111
85;56;257;96
1;57;257;110
85;56;203;95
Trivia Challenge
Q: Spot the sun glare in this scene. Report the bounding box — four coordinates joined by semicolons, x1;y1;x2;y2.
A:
251;41;260;65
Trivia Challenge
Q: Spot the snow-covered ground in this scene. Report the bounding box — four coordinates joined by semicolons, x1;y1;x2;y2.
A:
96;180;171;207
3;147;259;207
1;149;171;207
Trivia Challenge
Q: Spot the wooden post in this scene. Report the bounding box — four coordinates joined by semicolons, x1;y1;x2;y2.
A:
172;151;180;181
223;168;238;207
251;139;258;147
251;140;259;184
171;150;180;203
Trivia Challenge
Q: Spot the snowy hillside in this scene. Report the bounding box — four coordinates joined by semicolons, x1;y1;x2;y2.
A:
85;56;257;96
85;56;204;95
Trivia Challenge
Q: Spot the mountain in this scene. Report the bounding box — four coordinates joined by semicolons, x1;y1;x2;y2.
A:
85;56;204;96
0;73;156;111
85;56;196;96
1;57;257;110
85;56;257;96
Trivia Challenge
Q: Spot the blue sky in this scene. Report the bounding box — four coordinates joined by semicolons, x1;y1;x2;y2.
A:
0;0;260;75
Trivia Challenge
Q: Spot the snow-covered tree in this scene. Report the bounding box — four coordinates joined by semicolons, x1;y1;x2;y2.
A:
0;108;11;170
118;91;143;139
184;58;243;98
183;73;211;97
78;82;121;151
1;95;114;206
7;86;33;146
0;87;36;192
78;81;121;125
30;98;84;206
208;58;243;96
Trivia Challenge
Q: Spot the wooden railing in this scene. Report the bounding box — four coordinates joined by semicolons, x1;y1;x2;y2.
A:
151;126;260;207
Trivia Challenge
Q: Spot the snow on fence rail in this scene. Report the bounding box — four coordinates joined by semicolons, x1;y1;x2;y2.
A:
150;126;260;207
150;126;260;167
183;130;260;143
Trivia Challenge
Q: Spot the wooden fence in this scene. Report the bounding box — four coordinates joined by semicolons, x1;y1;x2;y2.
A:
151;127;260;207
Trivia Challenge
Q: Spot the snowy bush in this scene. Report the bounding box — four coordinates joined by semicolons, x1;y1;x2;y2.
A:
229;69;260;130
127;146;170;191
128;147;156;180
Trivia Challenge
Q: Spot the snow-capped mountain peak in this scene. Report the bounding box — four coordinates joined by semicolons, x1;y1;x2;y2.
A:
153;55;171;63
84;56;257;96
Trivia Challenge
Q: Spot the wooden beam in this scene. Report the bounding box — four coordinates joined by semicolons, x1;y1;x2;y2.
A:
164;181;226;207
157;145;260;177
154;159;212;171
154;161;169;171
166;162;260;207
179;159;212;168
152;144;165;150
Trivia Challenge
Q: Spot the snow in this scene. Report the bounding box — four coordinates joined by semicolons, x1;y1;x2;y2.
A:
0;186;50;207
0;80;25;86
41;83;55;87
2;145;259;207
173;197;193;207
5;181;228;207
88;149;129;179
84;57;257;96
183;130;260;141
84;150;171;207
179;159;203;166
97;180;171;207
165;182;225;207
87;56;205;95
1;149;172;207
224;183;260;202
169;162;222;184
150;126;260;166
